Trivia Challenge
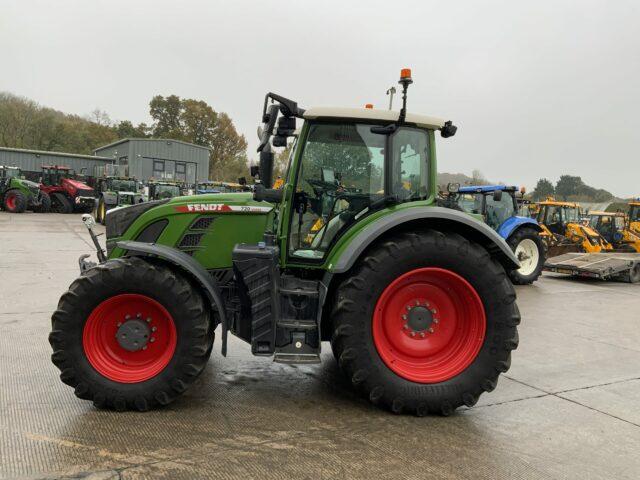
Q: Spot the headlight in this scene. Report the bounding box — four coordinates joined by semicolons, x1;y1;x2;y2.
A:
106;199;169;238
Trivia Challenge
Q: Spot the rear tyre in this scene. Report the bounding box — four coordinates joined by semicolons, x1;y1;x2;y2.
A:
3;189;27;213
507;228;545;285
49;257;214;411
51;193;73;214
330;230;520;415
33;191;51;213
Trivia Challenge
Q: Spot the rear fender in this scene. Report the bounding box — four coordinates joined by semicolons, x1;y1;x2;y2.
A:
498;216;542;240
116;240;229;355
329;207;520;274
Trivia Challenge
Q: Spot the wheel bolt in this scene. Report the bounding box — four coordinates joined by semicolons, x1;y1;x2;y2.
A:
420;332;425;338
151;327;157;332
406;306;410;311
433;319;439;324
402;314;407;320
117;322;122;327
403;323;408;329
142;345;147;350
125;315;131;320
150;337;155;343
431;309;437;314
136;313;141;318
410;331;416;337
429;328;434;333
146;317;151;323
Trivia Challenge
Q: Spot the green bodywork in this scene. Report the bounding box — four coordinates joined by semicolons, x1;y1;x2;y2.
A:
107;122;440;273
0;167;40;204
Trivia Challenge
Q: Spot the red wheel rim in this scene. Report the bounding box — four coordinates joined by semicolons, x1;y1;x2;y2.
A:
83;294;177;383
372;268;486;383
6;194;16;211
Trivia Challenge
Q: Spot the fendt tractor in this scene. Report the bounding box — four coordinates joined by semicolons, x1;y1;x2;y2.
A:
40;165;96;213
94;165;145;225
0;165;51;213
440;185;545;284
50;70;521;415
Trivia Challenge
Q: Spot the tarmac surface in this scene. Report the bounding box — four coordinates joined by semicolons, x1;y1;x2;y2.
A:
1;212;639;480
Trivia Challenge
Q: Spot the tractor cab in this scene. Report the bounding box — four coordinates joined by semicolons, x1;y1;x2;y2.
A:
148;181;183;200
40;165;95;213
536;201;582;236
41;165;74;186
450;185;519;231
0;165;21;180
629;202;640;234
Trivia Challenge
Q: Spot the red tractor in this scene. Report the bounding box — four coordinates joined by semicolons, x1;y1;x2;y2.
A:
40;165;96;213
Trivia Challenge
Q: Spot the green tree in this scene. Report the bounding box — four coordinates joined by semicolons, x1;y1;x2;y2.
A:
209;112;248;181
180;99;217;146
555;175;583;200
114;120;150;139
149;95;183;138
532;178;555;200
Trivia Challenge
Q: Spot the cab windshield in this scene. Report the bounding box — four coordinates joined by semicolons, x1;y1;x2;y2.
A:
4;168;20;179
289;122;430;259
630;205;640;222
484;191;516;230
110;179;137;192
154;185;181;198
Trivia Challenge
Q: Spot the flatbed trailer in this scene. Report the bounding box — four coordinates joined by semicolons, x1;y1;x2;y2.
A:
544;252;640;283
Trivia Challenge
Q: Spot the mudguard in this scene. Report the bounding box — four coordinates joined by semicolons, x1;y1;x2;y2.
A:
497;216;542;241
116;240;229;355
102;192;118;206
330;206;520;273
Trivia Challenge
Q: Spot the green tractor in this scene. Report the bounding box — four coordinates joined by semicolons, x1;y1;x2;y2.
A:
50;71;520;415
147;180;184;201
0;165;51;213
93;165;145;225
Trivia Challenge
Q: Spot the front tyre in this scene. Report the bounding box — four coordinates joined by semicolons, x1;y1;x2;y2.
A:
3;189;27;213
49;257;213;411
330;230;520;415
507;228;545;285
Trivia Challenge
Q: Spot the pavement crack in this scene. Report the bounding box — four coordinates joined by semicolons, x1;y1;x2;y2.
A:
554;394;640;428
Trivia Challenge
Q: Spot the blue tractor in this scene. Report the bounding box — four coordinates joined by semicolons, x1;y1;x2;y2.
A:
442;185;546;284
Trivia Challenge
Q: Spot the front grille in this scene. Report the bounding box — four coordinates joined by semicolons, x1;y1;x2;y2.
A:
76;188;95;197
179;233;204;248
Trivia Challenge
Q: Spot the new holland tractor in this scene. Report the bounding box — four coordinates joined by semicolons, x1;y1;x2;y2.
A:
93;165;145;225
0;165;51;213
535;199;612;256
50;70;520;415
440;185;545;284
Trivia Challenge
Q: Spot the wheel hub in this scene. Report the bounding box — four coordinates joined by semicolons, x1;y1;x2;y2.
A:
407;305;433;332
116;318;151;352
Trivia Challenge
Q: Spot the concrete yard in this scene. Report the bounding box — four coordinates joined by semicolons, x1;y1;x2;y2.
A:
1;212;639;480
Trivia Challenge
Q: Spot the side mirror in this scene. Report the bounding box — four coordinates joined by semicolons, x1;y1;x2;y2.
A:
250;165;260;178
441;121;457;138
447;182;460;193
259;148;274;188
493;190;503;202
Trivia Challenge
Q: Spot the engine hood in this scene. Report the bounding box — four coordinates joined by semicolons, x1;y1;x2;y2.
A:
167;192;273;213
64;178;93;191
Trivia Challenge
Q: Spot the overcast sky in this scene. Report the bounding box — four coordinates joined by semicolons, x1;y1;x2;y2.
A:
1;0;638;196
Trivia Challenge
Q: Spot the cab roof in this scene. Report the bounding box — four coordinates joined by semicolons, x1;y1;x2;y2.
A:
589;211;625;216
537;200;580;208
302;107;446;130
457;185;518;193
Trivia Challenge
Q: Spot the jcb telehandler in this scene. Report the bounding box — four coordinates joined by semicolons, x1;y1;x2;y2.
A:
629;201;640;235
50;71;521;415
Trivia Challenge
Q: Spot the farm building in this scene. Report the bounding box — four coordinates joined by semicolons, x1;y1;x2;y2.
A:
94;138;210;184
0;147;113;181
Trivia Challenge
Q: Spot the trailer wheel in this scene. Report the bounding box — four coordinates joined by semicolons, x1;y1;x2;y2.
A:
330;230;520;415
51;193;73;214
507;228;545;285
33;191;52;213
3;189;27;213
49;257;213;411
629;264;640;284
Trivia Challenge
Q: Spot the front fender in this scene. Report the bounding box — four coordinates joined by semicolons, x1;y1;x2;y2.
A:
116;240;229;355
498;216;542;240
328;206;520;274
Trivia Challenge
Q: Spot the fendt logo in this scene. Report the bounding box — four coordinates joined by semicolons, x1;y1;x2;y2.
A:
174;203;272;214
